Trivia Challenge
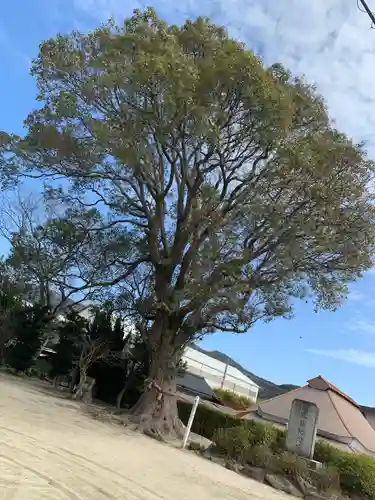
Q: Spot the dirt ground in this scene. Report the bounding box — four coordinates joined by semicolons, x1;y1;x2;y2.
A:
0;374;290;500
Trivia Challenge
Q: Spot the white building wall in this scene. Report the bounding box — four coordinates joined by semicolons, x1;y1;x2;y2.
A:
182;347;259;402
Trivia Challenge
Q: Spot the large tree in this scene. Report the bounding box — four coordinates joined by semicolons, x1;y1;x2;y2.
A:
1;9;374;435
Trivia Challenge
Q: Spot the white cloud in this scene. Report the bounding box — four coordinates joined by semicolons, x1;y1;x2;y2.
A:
70;0;375;153
72;0;141;22
348;291;367;302
306;348;375;367
346;318;375;336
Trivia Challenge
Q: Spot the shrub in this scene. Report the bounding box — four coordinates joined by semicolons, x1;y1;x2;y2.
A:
314;440;342;464
272;427;287;452
252;422;286;452
178;400;286;450
212;422;285;463
213;425;253;461
214;388;251;410
310;466;341;494
179;401;375;500
331;452;375;499
245;444;276;469
314;439;375;499
178;400;242;440
273;451;310;479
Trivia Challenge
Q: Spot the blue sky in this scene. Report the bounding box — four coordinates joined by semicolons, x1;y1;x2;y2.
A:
1;0;375;404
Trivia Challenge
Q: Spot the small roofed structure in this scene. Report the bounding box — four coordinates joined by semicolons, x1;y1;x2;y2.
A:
241;376;375;456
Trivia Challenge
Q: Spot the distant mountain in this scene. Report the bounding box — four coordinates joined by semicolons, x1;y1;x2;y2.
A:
190;344;375;419
192;344;299;400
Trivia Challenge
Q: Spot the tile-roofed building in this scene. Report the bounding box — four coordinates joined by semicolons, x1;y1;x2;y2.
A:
240;375;375;456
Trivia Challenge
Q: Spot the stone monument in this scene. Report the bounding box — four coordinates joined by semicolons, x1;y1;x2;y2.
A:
286;398;319;459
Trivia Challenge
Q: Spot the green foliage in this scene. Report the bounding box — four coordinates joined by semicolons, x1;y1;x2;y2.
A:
180;403;374;499
85;308;126;353
87;309;113;341
85;328;147;407
213;425;256;461
4;208;91;310
335;453;375;499
73;307;127;398
0;277;20;312
313;440;341;464
85;313;128;402
310;466;341;494
178;400;241;439
2;8;375;430
211;425;342;496
2;8;374;343
6;304;50;372
272;451;310;479
112;317;125;350
214;388;252;410
178;400;285;450
205;418;375;500
273;451;340;494
213;423;286;460
0;272;22;363
245;444;276;469
314;440;375;499
50;311;85;378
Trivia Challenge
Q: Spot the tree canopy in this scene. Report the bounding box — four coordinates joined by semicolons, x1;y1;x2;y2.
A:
50;311;85;379
6;303;50;372
0;267;23;363
0;8;374;434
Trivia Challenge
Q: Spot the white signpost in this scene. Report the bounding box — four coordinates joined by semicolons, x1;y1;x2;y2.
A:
286;399;319;459
181;396;200;450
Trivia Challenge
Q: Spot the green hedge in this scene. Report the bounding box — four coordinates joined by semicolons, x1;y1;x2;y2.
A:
178;401;375;500
314;440;375;499
213;388;251;410
213;425;285;461
178;400;241;439
177;400;285;450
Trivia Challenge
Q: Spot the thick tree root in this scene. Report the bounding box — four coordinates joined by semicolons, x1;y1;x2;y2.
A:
131;413;185;441
130;393;185;441
71;376;95;403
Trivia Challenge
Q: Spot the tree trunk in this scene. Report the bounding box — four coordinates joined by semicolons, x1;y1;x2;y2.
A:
116;376;133;411
73;372;96;403
0;344;5;366
72;368;87;399
129;341;184;439
68;367;79;393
